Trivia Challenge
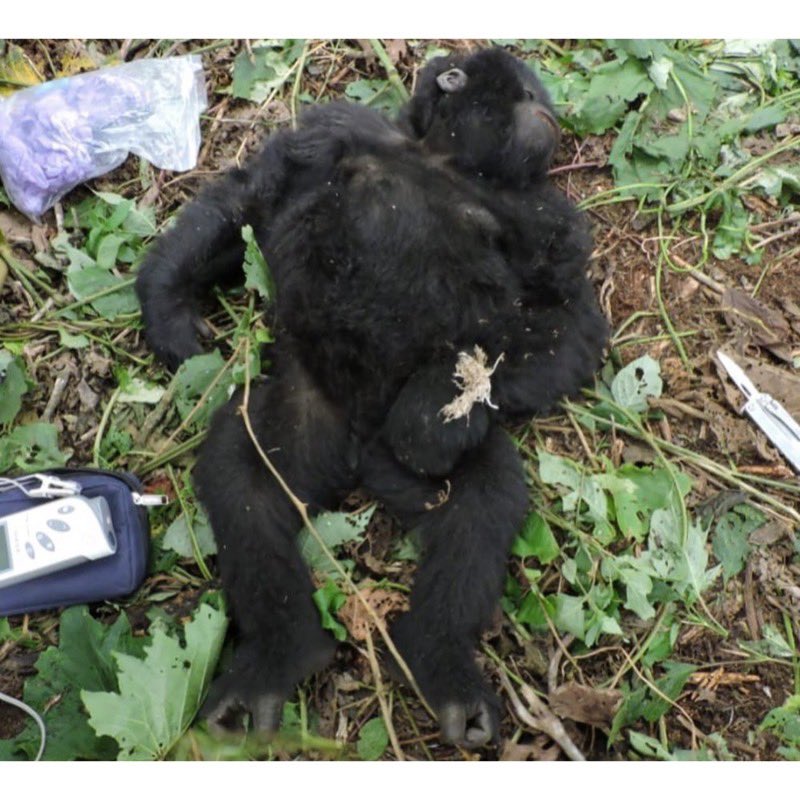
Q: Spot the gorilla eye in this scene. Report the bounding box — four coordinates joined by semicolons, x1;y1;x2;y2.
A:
524;89;536;101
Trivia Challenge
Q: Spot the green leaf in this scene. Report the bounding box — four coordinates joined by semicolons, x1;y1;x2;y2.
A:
511;511;560;563
611;661;696;740
0;607;143;760
0;422;69;472
601;554;656;620
174;350;233;428
551;593;586;639
66;264;140;318
711;194;750;260
298;507;374;577
537;449;614;544
745;624;796;659
760;694;800;756
572;58;653;135
231;42;306;103
0;349;29;424
163;508;218;558
117;377;166;405
596;464;691;542
712;504;765;580
611;355;663;412
357;717;389;760
649;508;721;602
95;233;126;270
242;224;275;301
82;603;228;760
312;580;348;642
57;329;90;349
345;79;405;114
751;165;800;199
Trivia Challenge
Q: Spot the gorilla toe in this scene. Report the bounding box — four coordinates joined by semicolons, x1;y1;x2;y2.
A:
438;697;499;748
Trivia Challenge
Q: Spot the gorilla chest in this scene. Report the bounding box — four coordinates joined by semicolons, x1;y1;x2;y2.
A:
267;166;521;365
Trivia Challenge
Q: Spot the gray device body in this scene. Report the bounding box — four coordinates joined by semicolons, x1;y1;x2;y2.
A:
0;495;117;589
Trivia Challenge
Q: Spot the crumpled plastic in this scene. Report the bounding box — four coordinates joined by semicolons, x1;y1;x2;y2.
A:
0;54;207;220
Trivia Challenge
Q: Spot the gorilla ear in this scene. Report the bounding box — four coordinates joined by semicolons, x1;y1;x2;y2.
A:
436;68;468;93
401;56;465;138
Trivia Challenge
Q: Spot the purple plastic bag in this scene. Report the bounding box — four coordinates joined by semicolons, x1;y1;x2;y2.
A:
0;55;207;220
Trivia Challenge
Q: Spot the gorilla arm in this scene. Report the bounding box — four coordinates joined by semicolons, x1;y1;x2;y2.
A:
135;101;407;371
381;356;492;478
134;135;292;370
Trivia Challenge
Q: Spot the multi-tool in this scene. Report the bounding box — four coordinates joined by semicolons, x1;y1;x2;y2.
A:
717;350;800;474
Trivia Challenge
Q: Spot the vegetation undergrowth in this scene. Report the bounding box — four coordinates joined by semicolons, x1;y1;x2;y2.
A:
1;38;799;761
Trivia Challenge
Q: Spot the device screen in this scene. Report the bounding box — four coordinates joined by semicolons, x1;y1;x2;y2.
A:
0;524;11;574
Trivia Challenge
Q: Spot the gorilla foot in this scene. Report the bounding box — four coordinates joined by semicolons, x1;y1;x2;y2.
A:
438;697;499;748
203;682;286;734
202;632;336;734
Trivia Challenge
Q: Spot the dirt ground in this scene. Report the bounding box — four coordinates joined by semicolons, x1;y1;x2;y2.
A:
1;39;798;761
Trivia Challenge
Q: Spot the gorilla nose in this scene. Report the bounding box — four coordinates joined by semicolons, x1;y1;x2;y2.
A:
513;101;560;157
534;106;560;139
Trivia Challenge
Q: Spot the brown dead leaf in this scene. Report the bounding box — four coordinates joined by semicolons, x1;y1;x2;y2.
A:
338;587;408;642
500;735;561;761
749;519;789;546
716;346;800;412
621;442;657;465
0;211;34;244
720;288;794;362
385;40;408;64
548;682;622;728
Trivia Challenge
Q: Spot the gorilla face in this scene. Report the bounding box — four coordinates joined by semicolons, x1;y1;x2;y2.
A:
405;48;560;183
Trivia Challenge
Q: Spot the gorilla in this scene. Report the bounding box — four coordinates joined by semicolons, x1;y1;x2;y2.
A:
135;47;607;748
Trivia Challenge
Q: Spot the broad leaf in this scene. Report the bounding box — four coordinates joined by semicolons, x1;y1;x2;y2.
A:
174;350;232;428
0;349;29;424
357;717;389;760
611;355;663;412
82;603;228;760
242;224;275;301
512;511;560;563
0;422;69;472
0;607;142;760
163;508;218;558
298;507;374;577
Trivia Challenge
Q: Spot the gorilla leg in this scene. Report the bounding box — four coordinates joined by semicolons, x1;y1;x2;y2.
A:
363;427;528;747
194;357;357;731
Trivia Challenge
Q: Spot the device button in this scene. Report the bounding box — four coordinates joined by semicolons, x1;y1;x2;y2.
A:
35;532;55;552
25;542;36;559
47;519;70;532
57;505;74;514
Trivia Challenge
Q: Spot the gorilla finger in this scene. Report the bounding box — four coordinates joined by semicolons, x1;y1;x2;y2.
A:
251;693;285;733
464;701;498;747
438;703;467;745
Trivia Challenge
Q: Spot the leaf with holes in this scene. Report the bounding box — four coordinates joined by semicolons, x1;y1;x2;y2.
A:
0;606;145;761
712;503;765;580
611;355;663;413
0;422;69;472
82;603;228;760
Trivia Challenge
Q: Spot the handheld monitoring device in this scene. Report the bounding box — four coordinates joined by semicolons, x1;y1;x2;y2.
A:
0;495;117;589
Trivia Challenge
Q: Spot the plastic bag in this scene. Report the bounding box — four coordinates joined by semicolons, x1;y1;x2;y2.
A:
0;55;207;220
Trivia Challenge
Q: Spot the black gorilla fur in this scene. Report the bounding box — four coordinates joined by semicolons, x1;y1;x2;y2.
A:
135;48;608;748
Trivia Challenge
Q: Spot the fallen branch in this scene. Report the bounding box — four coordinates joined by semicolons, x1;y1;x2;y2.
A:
498;671;585;761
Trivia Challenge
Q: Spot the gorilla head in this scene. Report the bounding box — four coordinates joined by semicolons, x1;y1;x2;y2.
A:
403;48;560;184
